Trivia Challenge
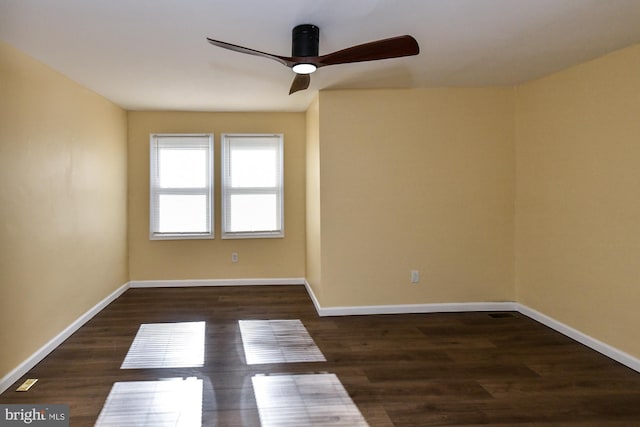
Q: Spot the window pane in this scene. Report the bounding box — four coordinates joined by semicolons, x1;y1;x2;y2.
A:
229;194;277;232
159;149;207;188
221;134;283;238
230;148;277;188
158;195;208;233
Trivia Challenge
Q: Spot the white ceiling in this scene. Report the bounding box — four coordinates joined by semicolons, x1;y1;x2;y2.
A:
2;0;640;112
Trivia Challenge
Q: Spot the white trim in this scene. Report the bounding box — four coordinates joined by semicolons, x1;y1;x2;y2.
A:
517;304;640;373
3;279;639;395
302;283;516;316
316;302;518;317
0;282;130;394
129;278;306;288
303;280;323;315
302;283;640;373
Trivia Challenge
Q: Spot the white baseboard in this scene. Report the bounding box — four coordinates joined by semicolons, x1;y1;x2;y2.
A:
0;282;130;394
302;281;517;316
129;278;306;288
1;278;305;393
302;281;640;373
517;304;640;373
3;279;638;395
316;301;517;317
303;280;323;314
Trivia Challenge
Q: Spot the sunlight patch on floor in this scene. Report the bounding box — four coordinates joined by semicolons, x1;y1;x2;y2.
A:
95;378;203;426
239;319;326;365
121;321;205;369
252;373;368;426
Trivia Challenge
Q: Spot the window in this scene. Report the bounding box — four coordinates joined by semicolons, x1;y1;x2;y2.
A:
150;134;213;240
221;134;284;239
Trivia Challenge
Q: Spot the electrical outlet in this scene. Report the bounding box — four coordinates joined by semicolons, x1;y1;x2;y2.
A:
410;270;420;284
231;252;239;263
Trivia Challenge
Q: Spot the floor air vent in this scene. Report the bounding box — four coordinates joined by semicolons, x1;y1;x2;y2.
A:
488;312;515;318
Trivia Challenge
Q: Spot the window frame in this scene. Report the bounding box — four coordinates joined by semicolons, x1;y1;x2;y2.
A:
221;133;284;239
149;133;214;240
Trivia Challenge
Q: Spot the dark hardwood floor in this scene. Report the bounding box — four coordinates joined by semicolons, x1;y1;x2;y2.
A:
2;285;640;426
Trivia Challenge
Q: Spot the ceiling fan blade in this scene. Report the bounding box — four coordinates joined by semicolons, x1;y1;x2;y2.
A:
207;38;296;68
316;35;419;67
289;73;310;95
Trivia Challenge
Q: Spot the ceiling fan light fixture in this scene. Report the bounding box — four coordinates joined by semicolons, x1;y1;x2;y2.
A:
292;63;317;74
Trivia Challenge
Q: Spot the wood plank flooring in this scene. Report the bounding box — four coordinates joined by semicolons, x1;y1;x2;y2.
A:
2;285;640;426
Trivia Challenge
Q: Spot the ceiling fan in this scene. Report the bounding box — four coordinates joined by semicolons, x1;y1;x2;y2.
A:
207;24;419;95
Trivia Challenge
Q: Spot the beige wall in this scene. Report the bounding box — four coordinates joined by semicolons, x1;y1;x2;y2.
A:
515;44;640;358
305;97;322;298
314;88;515;307
0;42;128;379
127;111;306;280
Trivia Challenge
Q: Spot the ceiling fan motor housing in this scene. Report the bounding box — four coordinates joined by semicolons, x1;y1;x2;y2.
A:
292;24;319;57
